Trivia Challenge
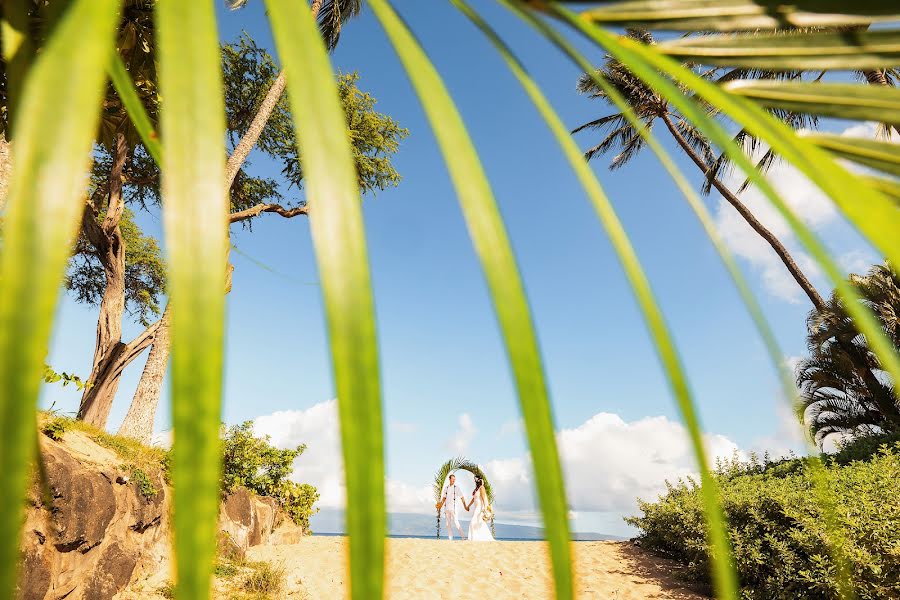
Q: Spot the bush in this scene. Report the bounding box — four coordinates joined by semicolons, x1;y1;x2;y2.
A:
627;443;900;599
831;430;900;466
41;416;71;441
242;561;286;596
221;422;319;531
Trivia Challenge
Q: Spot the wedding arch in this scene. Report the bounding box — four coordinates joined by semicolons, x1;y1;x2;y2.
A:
432;457;495;538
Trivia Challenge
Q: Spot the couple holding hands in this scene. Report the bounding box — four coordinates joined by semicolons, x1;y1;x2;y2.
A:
436;473;494;542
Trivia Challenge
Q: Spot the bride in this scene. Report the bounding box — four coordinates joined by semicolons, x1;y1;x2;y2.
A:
463;476;495;542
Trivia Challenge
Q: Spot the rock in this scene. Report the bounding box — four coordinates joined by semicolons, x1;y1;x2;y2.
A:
18;434;170;600
20;431;306;599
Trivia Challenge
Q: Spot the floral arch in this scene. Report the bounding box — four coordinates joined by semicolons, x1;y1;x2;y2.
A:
432;457;495;538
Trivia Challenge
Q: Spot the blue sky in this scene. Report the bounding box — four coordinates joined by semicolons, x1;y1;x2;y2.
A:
43;1;881;536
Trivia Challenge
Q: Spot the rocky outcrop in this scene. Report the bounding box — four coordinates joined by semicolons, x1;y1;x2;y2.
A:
218;487;303;560
19;435;169;600
18;430;304;600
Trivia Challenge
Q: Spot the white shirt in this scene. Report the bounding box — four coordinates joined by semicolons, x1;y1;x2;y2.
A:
441;483;464;514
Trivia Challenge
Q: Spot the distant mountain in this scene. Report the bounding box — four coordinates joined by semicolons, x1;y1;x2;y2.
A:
310;509;624;541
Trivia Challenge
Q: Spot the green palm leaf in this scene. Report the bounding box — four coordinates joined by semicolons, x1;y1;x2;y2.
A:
659;29;900;70
263;1;384;599
725;81;900;124
154;1;228;598
367;1;572;597
0;0;120;594
108;53;162;165
550;6;900;411
578;0;900;31
801;133;900;177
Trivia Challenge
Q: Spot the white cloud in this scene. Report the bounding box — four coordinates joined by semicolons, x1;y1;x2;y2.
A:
253;400;345;508
445;413;476;455
251;405;760;530
484;413;741;518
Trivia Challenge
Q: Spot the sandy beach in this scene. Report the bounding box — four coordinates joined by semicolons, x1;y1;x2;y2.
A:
248;536;707;599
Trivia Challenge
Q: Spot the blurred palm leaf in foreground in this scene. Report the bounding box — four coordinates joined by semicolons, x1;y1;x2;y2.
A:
1;1;899;599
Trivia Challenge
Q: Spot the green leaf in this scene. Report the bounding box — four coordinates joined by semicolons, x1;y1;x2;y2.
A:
0;0;120;595
660;29;900;71
861;176;900;205
551;8;900;405
263;2;384;600
552;6;900;596
154;1;227;598
108;52;163;165
725;81;900;124
577;0;900;31
801;133;900;177
367;1;572;597
497;2;742;598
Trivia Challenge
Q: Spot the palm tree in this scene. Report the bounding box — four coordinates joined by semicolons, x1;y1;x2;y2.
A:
223;0;362;187
797;264;900;445
573;30;826;309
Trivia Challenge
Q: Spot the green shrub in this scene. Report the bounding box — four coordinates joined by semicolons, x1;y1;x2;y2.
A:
214;560;240;579
41;416;71;441
831;431;900;466
628;444;900;599
242;561;286;596
130;466;158;499
221;422;319;531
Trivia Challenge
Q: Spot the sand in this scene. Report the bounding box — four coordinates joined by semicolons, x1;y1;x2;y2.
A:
248;536;707;599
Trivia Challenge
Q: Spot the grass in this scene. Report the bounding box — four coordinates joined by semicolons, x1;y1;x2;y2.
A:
38;411;169;477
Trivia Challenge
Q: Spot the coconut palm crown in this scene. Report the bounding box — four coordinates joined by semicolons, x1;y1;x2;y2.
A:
797;264;900;446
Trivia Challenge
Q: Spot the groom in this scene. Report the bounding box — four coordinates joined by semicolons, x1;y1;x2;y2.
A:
436;473;466;540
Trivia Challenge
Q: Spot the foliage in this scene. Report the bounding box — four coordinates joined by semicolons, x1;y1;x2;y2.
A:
222;34;407;205
221;421;319;530
214;560;240;579
42;365;87;391
832;430;900;466
40;416;69;441
130;465;158;499
797;263;900;445
158;582;175;599
66;206;166;326
628;445;900;599
241;561;286;597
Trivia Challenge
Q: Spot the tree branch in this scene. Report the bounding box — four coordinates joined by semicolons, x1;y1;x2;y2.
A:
228;202;308;223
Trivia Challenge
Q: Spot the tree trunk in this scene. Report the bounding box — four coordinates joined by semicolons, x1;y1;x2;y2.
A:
661;113;827;309
117;309;170;443
661;114;900;423
118;264;234;441
78;133;130;427
223;0;325;187
116;0;333;442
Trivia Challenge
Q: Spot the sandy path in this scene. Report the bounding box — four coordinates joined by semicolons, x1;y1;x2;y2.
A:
248;536;706;599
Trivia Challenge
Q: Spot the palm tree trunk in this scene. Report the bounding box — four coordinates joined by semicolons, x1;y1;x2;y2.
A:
224;0;325;187
117;309;170;443
660;113;827;310
662;114;900;422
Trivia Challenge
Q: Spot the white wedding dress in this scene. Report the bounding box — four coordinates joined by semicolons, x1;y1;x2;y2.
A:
467;492;495;542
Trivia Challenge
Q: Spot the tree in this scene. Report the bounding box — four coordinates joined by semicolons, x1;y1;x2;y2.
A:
221;421;320;532
797;264;900;446
222;0;362;187
573;30;826;310
114;41;407;441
